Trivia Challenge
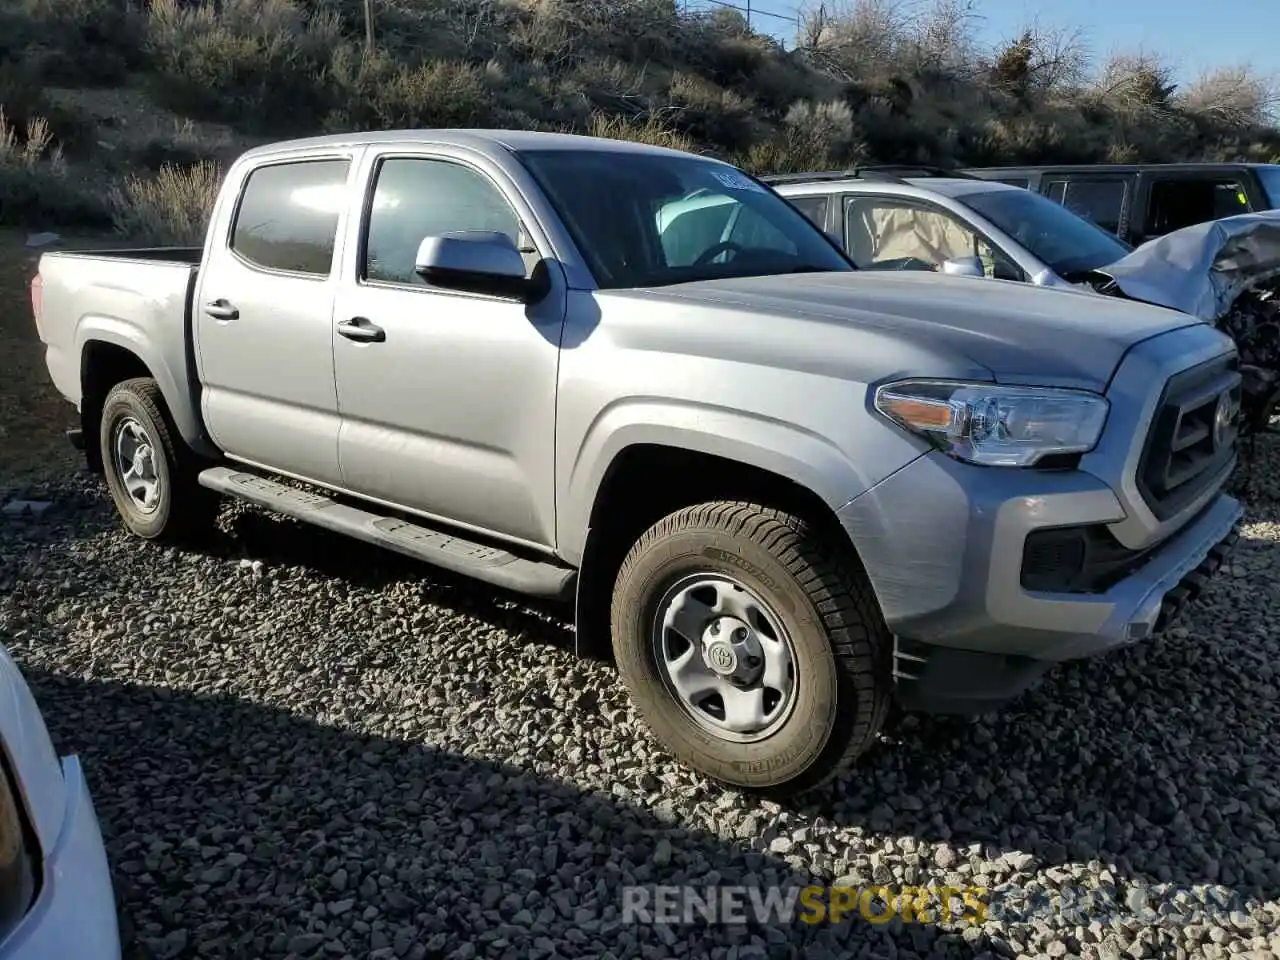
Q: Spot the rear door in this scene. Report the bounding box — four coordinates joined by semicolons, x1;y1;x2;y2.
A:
194;152;361;485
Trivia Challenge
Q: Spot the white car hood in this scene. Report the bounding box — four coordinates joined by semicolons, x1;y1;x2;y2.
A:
0;645;66;848
1096;212;1280;322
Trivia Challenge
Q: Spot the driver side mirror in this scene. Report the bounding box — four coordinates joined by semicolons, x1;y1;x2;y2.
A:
941;255;986;279
415;231;547;303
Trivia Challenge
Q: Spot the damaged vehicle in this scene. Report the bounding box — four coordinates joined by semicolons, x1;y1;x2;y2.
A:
770;171;1280;432
1084;212;1280;434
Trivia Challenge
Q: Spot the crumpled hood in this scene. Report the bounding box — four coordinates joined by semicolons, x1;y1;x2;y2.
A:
1096;211;1280;322
638;270;1201;391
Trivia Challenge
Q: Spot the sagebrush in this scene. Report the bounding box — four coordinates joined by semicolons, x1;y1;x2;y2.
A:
2;0;1279;236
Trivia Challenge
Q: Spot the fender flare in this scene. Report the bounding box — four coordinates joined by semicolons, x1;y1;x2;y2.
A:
75;316;210;456
558;398;878;565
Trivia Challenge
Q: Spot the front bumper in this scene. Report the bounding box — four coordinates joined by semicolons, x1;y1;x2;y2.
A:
0;756;121;960
838;451;1241;712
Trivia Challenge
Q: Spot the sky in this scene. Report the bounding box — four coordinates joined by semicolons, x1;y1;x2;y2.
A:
700;0;1279;86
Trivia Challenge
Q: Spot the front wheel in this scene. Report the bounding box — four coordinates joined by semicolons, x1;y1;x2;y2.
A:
99;377;218;542
610;501;891;796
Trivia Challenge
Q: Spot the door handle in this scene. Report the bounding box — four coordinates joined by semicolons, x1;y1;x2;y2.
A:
204;300;239;321
337;317;386;343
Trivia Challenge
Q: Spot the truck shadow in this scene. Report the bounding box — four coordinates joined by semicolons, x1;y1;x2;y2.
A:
5;474;1278;936
24;668;993;960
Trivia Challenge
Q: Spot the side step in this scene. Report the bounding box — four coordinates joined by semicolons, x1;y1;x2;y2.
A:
197;467;576;601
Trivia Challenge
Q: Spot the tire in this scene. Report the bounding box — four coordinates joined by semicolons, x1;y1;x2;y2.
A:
98;377;218;542
610;501;892;797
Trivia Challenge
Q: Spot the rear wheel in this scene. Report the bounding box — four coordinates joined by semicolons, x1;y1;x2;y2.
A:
99;378;218;542
610;501;891;796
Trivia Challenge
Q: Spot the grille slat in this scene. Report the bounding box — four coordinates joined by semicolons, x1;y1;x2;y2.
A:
1136;355;1241;521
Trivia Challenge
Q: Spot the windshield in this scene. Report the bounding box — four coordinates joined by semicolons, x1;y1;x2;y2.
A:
516;149;853;289
962;186;1132;277
1254;166;1280;209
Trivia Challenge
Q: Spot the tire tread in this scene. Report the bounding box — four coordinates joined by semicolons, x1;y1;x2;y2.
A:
612;499;892;795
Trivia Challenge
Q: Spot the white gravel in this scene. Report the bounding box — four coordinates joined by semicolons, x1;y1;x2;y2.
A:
2;435;1279;960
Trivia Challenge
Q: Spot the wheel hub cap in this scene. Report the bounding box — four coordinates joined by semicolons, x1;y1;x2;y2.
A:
702;617;764;685
113;416;162;514
652;574;798;743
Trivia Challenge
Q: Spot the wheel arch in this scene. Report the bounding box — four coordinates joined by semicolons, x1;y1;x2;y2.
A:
571;442;871;661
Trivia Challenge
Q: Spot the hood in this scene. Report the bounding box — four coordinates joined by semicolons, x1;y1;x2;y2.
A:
1095;212;1280;322
635;270;1201;391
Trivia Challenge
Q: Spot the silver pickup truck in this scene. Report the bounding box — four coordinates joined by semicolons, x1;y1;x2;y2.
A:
31;130;1243;796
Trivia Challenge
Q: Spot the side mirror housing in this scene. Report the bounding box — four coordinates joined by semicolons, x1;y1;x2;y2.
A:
941;255;986;279
414;231;546;302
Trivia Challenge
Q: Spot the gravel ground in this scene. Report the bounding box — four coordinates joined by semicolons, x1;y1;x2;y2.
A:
2;438;1279;960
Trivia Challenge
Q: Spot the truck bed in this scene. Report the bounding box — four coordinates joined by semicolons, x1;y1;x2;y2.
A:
32;247;206;451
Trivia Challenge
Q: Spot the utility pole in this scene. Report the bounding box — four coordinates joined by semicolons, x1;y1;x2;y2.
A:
363;0;375;52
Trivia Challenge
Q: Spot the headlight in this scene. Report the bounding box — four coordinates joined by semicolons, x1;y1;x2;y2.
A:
874;379;1109;467
0;755;35;941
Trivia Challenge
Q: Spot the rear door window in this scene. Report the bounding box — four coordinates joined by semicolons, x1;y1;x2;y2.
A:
787;194;830;230
1144;178;1250;239
231;159;351;276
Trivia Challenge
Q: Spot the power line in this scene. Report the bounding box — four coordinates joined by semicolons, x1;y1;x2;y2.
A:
681;0;805;43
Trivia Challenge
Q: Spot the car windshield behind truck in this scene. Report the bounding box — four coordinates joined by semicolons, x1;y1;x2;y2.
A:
516;149;853;289
963;186;1132;278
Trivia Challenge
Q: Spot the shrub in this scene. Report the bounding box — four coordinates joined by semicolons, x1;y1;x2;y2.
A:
124;120;225;172
0;0;145;87
586;112;697;153
107;160;220;244
323;51;497;131
0;108;109;226
0;63;99;159
144;0;341;133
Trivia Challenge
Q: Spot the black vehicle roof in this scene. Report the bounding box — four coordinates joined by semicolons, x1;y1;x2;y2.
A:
963;162;1280;175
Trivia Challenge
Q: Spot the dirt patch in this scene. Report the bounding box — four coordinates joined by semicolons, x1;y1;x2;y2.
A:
0;228;115;487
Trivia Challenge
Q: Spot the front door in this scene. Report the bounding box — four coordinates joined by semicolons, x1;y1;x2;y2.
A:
331;151;566;548
194;154;358;485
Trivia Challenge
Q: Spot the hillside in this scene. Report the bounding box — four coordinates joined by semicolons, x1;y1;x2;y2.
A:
2;0;1279;243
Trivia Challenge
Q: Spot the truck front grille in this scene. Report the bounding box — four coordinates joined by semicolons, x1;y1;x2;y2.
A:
1136;354;1241;521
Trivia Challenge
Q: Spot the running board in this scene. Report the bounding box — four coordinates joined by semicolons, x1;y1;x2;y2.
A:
197;467;576;601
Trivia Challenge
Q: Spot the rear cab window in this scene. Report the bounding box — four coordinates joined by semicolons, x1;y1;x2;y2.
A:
230;159;352;276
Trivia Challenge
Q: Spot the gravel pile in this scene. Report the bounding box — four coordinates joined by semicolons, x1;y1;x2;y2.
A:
1;438;1279;960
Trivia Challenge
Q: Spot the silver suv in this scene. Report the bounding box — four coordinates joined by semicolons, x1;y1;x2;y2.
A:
769;166;1133;289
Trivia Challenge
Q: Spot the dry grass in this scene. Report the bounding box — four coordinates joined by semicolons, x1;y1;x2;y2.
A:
107;160;220;245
